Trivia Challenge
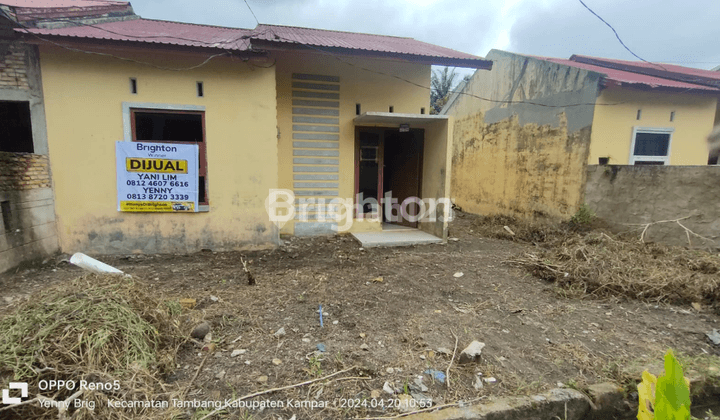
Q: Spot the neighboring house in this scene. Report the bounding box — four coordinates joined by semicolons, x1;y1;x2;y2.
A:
443;49;720;219
0;0;491;259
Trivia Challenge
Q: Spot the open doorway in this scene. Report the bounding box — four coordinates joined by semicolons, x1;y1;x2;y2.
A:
355;127;424;228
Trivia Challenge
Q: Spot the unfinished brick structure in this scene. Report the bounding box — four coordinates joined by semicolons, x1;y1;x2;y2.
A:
0;17;58;272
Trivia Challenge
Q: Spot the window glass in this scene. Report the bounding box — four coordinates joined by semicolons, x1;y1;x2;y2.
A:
634;132;670;156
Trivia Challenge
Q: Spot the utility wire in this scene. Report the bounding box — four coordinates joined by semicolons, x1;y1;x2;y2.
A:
265;31;624;108
20;12;665;107
243;0;260;26
577;0;667;71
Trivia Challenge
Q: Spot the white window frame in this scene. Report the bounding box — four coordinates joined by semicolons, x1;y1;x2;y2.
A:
629;126;674;165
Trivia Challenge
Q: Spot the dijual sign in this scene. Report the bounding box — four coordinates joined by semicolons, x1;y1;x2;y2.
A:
116;141;199;212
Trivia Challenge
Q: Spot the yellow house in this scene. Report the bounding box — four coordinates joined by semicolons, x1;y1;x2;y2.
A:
552;55;720;166
12;1;491;255
443;49;720;220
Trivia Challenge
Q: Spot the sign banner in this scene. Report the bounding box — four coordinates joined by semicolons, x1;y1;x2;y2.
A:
116;141;199;212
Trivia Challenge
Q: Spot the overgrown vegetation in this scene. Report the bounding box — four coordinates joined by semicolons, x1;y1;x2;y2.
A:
0;274;188;420
473;213;720;312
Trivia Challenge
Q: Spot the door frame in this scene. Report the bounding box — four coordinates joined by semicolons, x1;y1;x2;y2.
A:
354;126;425;226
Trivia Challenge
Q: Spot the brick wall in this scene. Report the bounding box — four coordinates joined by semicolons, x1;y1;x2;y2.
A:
0;152;51;191
0;41;58;272
0;43;30;89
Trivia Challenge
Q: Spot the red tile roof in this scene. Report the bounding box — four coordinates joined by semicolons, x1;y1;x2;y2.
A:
528;55;720;93
22;18;253;51
19;18;491;68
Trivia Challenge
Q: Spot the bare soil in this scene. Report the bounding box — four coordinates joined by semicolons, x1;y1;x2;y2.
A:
1;212;719;420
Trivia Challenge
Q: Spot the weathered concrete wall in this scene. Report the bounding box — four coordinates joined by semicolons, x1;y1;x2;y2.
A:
585;165;720;247
0;40;58;272
444;49;601;218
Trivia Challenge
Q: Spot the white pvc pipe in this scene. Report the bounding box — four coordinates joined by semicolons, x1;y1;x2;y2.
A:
69;252;127;276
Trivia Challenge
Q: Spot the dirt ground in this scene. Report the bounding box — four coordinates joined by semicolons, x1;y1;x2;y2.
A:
1;212;719;420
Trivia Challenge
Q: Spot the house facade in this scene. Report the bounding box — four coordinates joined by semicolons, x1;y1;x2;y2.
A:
2;0;491;258
443;49;720;219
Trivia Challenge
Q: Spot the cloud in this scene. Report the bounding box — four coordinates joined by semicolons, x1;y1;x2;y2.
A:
506;0;720;68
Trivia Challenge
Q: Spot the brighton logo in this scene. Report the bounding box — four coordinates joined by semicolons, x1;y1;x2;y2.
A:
2;382;28;405
265;189;452;232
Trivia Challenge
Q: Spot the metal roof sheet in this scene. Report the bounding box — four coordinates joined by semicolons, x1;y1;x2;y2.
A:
534;56;720;92
3;0;131;22
252;24;483;61
571;55;720;88
22;18;253;51
19;19;490;67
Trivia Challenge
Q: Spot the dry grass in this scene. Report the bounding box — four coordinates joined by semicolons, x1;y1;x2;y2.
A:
501;225;720;311
0;274;188;420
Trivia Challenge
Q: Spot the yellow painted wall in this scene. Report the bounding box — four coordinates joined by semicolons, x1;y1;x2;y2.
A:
451;112;589;218
418;119;452;238
39;45;279;254
274;51;432;234
590;87;718;165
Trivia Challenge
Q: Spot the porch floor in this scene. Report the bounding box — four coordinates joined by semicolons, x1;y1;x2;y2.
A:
351;225;442;248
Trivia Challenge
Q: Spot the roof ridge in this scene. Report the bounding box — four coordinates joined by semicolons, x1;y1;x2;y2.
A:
571;54;720;76
139;17;252;32
255;23;413;40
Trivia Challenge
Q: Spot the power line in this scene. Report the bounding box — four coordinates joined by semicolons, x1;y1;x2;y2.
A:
265;33;625;108
577;0;667;71
30;32;232;71
243;0;260;26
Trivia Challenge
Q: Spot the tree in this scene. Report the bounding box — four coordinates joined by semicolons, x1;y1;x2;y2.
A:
430;67;458;114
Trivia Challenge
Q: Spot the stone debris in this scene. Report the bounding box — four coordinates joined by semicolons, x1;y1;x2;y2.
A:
458;340;485;364
191;322;210;340
272;358;282;365
231;349;247;357
274;327;286;337
707;329;720;345
412;378;428;393
473;375;484;390
453;272;464;278
383;381;394;395
397;394;415;413
215;370;226;380
360;343;369;350
256;375;268;384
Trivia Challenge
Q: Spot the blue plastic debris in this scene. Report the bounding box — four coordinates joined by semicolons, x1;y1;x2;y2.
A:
424;369;446;384
317;343;326;352
319;304;324;327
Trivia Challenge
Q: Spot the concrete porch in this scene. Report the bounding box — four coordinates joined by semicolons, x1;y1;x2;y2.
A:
351;223;442;248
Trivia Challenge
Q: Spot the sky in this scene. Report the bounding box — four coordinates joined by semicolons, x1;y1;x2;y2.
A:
128;0;720;76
